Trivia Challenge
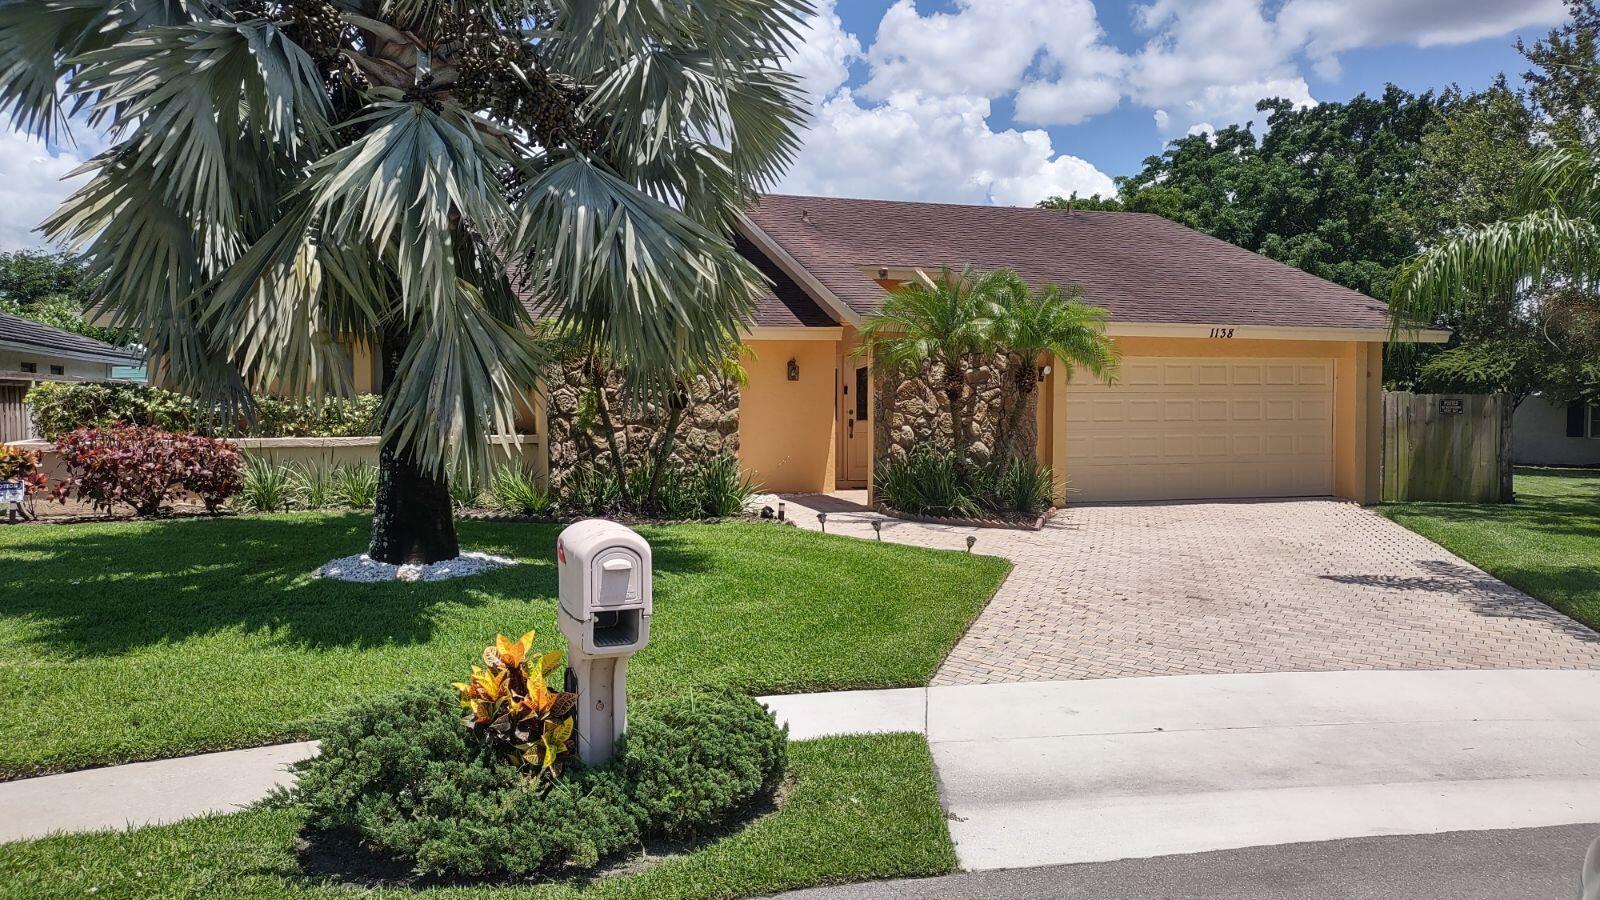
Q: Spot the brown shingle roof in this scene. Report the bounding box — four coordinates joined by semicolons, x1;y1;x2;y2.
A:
736;235;838;328
744;194;1392;330
510;236;839;330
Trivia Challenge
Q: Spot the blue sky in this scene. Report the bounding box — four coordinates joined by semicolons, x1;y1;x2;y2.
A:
0;0;1575;249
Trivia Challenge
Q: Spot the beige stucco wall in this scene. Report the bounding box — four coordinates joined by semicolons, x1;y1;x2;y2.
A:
0;351;115;381
1047;336;1384;505
738;338;839;493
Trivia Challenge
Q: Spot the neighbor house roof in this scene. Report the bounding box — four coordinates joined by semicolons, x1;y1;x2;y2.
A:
0;311;143;366
742;194;1394;331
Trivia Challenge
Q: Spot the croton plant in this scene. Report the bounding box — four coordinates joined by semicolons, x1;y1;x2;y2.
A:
0;445;44;489
454;631;577;780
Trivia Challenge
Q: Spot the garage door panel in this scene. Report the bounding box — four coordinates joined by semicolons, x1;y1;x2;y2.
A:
1063;356;1334;502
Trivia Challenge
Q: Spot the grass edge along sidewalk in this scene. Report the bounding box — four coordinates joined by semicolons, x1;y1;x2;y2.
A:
0;732;956;900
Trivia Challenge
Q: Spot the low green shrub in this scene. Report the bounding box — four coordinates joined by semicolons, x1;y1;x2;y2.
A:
561;465;622;516
239;456;296;512
617;691;788;836
237;458;379;512
697;453;761;518
873;446;979;518
992;458;1056;515
875;447;1053;518
288;461;337;510
25;380;381;440
331;463;379;508
26;380;196;439
487;465;552;515
554;453;756;520
293;687;786;878
242;395;381;438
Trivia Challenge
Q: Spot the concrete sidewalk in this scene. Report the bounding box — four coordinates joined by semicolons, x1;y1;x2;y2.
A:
5;669;1600;872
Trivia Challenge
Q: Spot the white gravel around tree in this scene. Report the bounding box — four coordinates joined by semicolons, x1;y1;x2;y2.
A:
316;551;518;583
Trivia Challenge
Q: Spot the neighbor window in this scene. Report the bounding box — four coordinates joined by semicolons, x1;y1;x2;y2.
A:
49;365;63;376
1591;404;1600;439
18;362;35;374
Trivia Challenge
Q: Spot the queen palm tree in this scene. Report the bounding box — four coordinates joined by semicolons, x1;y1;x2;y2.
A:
986;275;1116;462
1391;144;1600;329
0;0;807;563
859;267;1001;456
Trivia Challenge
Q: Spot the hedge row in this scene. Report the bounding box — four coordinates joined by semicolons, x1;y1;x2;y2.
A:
24;381;381;441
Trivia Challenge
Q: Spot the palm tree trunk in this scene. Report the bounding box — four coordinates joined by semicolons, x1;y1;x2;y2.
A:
586;351;632;506
645;384;689;514
368;326;459;565
941;356;964;457
999;355;1037;463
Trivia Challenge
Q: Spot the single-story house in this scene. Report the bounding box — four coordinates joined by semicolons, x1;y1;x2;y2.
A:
0;311;145;442
121;194;1448;505
1513;397;1600;467
729;195;1446;503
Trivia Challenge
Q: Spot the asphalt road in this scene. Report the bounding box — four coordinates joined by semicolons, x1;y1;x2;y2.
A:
776;824;1600;900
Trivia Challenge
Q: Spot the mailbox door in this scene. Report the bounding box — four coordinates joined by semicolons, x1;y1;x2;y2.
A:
591;548;643;609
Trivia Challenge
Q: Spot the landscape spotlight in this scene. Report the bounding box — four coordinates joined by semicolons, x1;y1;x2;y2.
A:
966;535;976;553
817;511;827;532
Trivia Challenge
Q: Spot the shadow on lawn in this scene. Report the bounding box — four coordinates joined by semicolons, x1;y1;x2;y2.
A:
1383;467;1600;541
0;514;722;657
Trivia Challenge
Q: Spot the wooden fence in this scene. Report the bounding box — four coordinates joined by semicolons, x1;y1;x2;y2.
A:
1381;392;1511;503
0;383;31;445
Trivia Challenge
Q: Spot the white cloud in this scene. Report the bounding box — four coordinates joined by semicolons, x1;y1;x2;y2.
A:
775;0;1116;206
779;0;861;111
0;131;89;251
1277;0;1567;79
777;89;1115;205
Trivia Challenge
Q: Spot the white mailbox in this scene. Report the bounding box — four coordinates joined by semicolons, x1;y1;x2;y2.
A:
556;519;653;767
557;519;652;656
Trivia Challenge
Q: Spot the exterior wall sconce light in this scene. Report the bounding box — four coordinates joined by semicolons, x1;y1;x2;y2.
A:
787;358;800;381
877;267;889;279
1037;364;1052;383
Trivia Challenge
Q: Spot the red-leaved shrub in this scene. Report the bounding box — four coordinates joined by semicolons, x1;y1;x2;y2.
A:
52;426;243;515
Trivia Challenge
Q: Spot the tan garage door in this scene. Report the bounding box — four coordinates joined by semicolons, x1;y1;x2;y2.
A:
1063;357;1334;502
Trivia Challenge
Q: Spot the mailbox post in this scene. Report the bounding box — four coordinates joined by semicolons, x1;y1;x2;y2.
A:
556;520;653;767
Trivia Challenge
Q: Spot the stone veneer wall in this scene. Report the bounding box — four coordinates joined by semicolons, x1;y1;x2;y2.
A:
874;354;1036;466
544;358;739;480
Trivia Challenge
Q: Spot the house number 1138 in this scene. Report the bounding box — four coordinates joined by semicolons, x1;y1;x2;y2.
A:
1208;327;1236;338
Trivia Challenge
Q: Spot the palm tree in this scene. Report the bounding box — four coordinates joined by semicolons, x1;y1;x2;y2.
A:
859;267;1003;455
1391;144;1600;329
987;276;1117;462
0;0;807;563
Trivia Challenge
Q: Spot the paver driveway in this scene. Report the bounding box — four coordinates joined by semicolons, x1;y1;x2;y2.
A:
771;494;1600;684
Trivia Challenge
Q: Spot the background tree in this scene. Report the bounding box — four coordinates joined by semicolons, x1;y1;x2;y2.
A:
985;275;1116;461
0;0;806;562
1043;88;1440;300
0;251;123;344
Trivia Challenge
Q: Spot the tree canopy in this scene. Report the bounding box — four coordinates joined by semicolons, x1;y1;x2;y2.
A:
1041;1;1600;404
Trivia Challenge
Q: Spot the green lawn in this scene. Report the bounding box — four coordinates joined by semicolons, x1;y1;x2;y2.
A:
1381;467;1600;632
0;732;956;900
0;514;1008;778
